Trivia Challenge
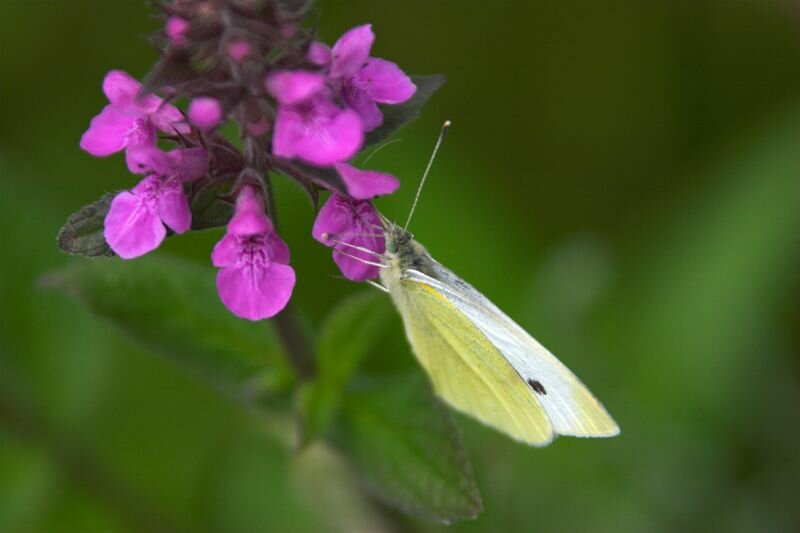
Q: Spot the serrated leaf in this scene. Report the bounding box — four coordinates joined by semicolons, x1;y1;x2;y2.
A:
190;180;234;230
333;373;482;524
57;185;235;258
364;74;446;147
56;192;116;257
298;291;392;444
43;255;292;397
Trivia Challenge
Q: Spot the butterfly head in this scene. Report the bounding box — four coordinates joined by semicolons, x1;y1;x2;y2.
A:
383;221;413;255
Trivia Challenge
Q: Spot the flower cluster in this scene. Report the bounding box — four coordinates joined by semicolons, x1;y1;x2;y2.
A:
75;0;422;320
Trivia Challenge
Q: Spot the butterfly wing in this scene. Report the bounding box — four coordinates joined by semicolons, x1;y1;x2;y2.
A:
400;263;619;442
395;278;554;446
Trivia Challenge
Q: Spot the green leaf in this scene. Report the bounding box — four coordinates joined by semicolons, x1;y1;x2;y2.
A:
364;74;446;147
56;192;116;257
297;291;393;444
57;185;234;258
189;180;234;230
42;255;292;397
334;373;482;524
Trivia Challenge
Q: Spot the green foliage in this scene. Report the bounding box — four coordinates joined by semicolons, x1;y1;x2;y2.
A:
5;1;800;531
334;374;483;524
56;184;235;258
43;261;482;523
189;180;235;231
365;75;447;147
43;256;292;396
298;290;392;443
298;290;481;522
56;193;116;257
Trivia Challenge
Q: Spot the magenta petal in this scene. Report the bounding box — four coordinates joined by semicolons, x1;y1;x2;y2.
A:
166;16;189;44
266;232;291;264
149;102;190;134
330;24;374;78
312;194;385;281
228;186;272;235
103;70;168;120
332;243;380;281
272;106;303;159
126;146;167;175
102;70;143;109
104;191;166;259
157;179;191;234
128;146;208;179
266;70;325;105
80;105;134;156
296;108;364;165
216;262;296;320
307;41;331;66
211;234;239;268
342;85;383;131
334;163;399;199
166;147;208;180
227;39;252;62
188;97;223;130
356;58;416;104
312;193;353;243
101;69;188;134
229;211;272;236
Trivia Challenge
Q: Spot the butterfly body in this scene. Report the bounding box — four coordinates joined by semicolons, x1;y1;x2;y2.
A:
379;224;620;446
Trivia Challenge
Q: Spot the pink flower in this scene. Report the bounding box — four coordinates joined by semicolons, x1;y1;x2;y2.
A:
328;24;416;131
267;70;363;166
80;70;189;172
188;97;223;130
333;162;398;200
212;186;295;320
104;147;207;259
166;16;189;45
312;193;385;281
266;71;326;106
307;41;331;66
226;38;252;62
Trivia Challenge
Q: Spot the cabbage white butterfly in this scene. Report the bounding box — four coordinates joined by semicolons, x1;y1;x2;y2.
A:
341;123;620;446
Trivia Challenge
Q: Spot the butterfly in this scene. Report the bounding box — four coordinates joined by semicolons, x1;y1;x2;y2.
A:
373;221;620;446
341;122;620;446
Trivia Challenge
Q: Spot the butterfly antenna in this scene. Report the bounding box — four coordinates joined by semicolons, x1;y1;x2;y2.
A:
404;120;451;231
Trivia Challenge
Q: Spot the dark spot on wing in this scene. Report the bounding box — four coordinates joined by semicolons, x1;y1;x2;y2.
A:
527;379;547;395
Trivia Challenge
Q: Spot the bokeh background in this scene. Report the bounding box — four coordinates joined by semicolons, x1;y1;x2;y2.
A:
2;0;800;531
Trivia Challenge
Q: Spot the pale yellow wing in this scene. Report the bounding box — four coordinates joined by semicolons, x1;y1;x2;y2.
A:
402;267;619;440
395;281;554;446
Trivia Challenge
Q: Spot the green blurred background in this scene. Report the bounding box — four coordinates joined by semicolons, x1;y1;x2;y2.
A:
2;0;800;531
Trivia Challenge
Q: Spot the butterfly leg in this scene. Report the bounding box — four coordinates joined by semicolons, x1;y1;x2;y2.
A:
365;279;390;293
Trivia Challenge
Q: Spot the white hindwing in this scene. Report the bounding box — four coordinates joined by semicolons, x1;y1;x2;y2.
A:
402;262;619;438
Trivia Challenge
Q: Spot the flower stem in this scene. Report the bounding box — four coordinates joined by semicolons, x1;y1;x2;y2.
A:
273;304;316;380
241;133;316;380
263;169;315;380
